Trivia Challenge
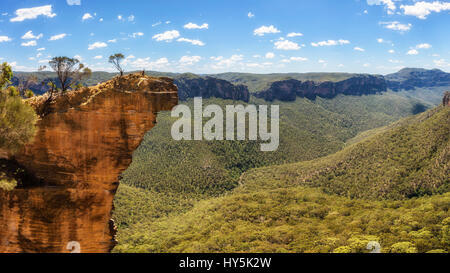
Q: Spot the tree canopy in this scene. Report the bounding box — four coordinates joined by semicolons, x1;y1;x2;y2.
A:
109;53;125;76
49;57;92;92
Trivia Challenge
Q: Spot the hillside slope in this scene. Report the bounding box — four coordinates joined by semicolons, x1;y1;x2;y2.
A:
114;103;450;253
113;92;429;242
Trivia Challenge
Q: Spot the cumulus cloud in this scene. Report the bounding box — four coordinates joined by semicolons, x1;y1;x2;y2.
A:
183;22;209;29
82;13;93;21
388;49;395;54
282;57;308;63
287;32;303;37
367;0;396;14
274;39;300;50
311;39;350;47
212;55;244;68
401;1;450;19
380;21;412;32
22;31;43;40
152;30;180;42
179;55;202;65
67;0;81;5
94;55;103;59
177;38;205;46
49;33;67;41
254;25;280;36
407;49;419;55
11;5;56;22
0;36;11;43
248;12;255;18
131;32;144;38
416;43;432;49
265;52;275;59
354;47;365;52
108;39;117;43
21;40;37;47
88;42;107;50
126;57;170;70
37;47;45;51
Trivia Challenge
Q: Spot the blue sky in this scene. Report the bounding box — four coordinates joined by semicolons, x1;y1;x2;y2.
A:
0;0;449;74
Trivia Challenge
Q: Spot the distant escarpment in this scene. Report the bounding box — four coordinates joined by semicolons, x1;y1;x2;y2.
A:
255;75;387;101
386;68;450;91
0;73;178;253
174;75;250;102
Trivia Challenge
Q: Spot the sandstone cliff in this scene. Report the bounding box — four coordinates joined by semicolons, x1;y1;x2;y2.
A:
255;75;387;101
0;74;178;253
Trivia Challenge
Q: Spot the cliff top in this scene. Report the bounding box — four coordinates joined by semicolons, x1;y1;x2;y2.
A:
27;73;177;116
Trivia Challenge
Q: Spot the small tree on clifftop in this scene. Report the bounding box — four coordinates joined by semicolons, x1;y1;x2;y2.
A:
109;53;125;76
49;57;92;92
0;62;13;89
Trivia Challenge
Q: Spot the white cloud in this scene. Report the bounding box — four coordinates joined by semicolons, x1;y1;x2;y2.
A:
354;47;365;52
37;47;45;51
152;21;162;27
179;55;202;65
367;0;396;14
265;52;275;59
401;1;450;19
311;39;350;47
99;18;103;22
248;12;255;18
118;15;123;20
49;33;67;41
11;5;56;22
22;30;43;40
67;0;81;5
274;40;300;50
152;30;180;42
88;42;107;50
287;32;303;38
74;55;83;61
21;40;37;47
407;49;419;55
177;38;205;46
254;25;280;36
0;36;12;43
108;39;117;43
126;57;170;70
212;55;244;68
416;43;432;49
377;38;384;43
82;13;93;21
184;22;209;29
128;15;135;22
380;21;412;32
433;59;449;67
131;32;144;38
363;63;371;67
36;53;42;58
94;55;103;59
282;56;308;63
388;49;395;54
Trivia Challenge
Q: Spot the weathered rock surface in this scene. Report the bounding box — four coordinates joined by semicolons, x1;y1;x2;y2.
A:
255;75;387;101
444;92;450;107
0;74;178;253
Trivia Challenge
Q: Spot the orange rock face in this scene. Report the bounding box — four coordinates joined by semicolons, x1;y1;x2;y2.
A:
0;74;178;253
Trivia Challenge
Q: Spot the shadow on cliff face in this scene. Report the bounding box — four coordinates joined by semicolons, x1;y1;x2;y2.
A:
0;159;43;189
